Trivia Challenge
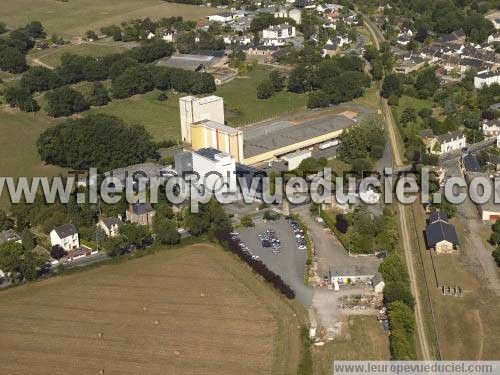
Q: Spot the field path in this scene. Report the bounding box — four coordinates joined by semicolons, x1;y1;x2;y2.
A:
364;15;434;360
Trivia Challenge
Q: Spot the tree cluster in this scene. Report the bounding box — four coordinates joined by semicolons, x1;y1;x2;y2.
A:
0;21;46;73
337;115;386;168
37;114;156;171
300;55;370;108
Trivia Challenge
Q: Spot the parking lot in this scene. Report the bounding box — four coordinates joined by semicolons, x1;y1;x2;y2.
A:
237;216;314;306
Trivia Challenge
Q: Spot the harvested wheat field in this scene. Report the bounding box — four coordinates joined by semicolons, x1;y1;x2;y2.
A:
0;244;304;375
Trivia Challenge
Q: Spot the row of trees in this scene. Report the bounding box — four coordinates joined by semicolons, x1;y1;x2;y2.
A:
216;229;296;299
379;252;417;359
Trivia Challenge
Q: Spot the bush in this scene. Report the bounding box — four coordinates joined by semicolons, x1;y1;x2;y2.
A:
263;210;280;221
307;91;330;109
87;81;110;106
45;86;89;117
256;79;274;99
50;245;66;260
240;214;254;227
335;213;348;233
493;249;500;267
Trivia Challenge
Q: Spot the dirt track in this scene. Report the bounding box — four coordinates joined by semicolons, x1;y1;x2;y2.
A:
364;13;433;359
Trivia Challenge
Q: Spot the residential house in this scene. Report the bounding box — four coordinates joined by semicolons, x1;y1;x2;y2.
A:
396;34;411;46
488;32;500;44
263;38;286;47
425;211;459;253
262;23;296;39
97;217;123;237
162;29;177;42
482;119;500;137
126;202;156;226
50;223;80;251
147;31;156;40
438;29;466;44
208;12;234;23
321;44;337;58
0;229;22;245
474;69;500;89
288;8;302;25
322;21;336;30
434;131;466;154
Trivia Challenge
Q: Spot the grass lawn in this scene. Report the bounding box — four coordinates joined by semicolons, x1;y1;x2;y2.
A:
313;316;390;374
1;0;217;39
82;66;309;141
0;108;64;210
85;89;182;142
28;43;128;68
0;243;306;375
392;95;434;126
216;66;308;126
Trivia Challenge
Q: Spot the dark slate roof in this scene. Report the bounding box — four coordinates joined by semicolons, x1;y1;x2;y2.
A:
425;220;459;247
131;202;154;215
428;211;448;224
436;130;464;144
463;153;482;173
420;129;435;138
53;223;78;238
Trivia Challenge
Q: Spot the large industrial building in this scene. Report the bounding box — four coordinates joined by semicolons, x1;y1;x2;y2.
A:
177;95;359;166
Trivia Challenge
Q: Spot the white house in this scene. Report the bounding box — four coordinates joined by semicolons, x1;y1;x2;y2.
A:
435;131;467;154
474;70;500;89
50;223;79;251
262;23;296;39
162;29;176;42
488;32;500;44
482;119;500;136
263;38;286;47
288;8;302;25
322;21;336;30
146;32;156;40
396;34;411;46
316;3;343;13
97;217;123;238
208;12;234;23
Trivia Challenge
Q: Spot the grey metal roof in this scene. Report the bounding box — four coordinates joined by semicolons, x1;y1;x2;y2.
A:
53;223;78;238
243;114;356;158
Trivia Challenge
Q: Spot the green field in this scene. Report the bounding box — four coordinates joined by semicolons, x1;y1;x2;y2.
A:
86;89;182;142
217;67;308;126
28;43;128;68
0;108;64;210
392;95;435;125
313;316;390;374
84;67;308;142
1;0;217;39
